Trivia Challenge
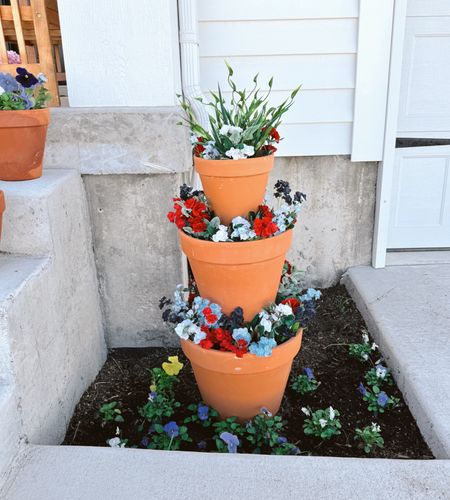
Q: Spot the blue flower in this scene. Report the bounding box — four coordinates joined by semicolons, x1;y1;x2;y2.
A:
197;404;209;421
220;432;240;453
232;327;251;344
148;391;157;401
140;437;149;447
358;382;367;396
304;367;314;380
248;337;277;357
163;421;179;438
277;436;287;444
0;72;19;92
300;288;321;302
289;446;300;455
377;391;389;407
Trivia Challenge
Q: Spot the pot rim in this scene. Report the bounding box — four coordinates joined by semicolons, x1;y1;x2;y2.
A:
0;107;50;127
179;228;293;264
181;329;302;374
194;153;274;178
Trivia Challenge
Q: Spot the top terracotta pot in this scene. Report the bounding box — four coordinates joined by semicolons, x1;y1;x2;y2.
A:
0;108;50;181
0;190;5;241
194;154;274;225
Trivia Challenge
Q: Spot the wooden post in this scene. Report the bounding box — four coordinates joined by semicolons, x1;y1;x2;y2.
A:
30;0;59;106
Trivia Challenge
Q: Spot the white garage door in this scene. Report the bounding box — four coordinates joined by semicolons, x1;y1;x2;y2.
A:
388;145;450;249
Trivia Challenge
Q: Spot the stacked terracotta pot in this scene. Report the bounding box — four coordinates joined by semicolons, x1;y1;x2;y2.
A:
180;155;302;420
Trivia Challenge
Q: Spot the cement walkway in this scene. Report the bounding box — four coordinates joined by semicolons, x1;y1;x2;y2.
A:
3;445;450;500
343;263;450;458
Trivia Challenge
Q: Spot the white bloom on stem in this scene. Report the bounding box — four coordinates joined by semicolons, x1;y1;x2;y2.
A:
362;332;369;344
193;328;206;344
328;407;336;420
0;86;4;96
231;216;256;241
371;342;378;351
242;144;255;157
362;353;369;361
371;423;381;433
212;225;229;242
258;311;272;333
225;144;255;160
375;365;387;379
36;72;48;84
175;319;194;340
319;419;327;428
203;141;220;159
220;124;243;145
107;437;125;448
274;303;293;317
301;407;310;416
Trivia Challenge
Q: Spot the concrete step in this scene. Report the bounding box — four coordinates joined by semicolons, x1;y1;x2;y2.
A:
343;264;450;458
2;445;450;500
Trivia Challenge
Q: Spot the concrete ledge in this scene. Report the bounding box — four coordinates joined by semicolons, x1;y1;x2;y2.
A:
3;445;450;500
45;107;191;175
343;264;450;458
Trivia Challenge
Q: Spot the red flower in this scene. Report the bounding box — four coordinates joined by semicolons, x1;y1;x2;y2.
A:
200;338;213;350
202;307;218;325
281;297;301;311
191;218;207;233
262;144;277;154
193;137;205;157
269;128;280;143
254;214;278;238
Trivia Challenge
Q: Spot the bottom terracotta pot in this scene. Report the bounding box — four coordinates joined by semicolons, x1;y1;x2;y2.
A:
181;330;303;420
0;191;5;241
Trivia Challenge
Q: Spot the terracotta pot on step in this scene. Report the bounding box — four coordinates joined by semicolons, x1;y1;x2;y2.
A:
0;108;50;181
179;229;292;321
0;191;5;241
182;330;302;420
194;154;274;225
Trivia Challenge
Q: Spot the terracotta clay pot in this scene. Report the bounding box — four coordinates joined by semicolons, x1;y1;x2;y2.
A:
0;191;5;241
180;229;292;321
0;109;50;181
181;330;302;420
194;154;274;225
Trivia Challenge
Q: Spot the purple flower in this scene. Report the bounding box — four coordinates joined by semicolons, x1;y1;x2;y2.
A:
197;440;207;450
15;67;38;88
148;391;157;401
303;367;314;380
277;436;287;444
220;432;240;453
140;437;149;447
163;421;179;438
377;391;389;407
198;404;209;421
358;382;367;396
260;407;273;417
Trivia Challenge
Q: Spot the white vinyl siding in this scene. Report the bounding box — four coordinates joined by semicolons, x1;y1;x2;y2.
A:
197;0;359;156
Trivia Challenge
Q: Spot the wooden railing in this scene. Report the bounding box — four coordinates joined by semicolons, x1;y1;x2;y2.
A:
0;0;61;106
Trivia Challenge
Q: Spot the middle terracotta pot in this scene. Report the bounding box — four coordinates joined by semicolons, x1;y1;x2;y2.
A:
194;154;274;225
179;229;292;321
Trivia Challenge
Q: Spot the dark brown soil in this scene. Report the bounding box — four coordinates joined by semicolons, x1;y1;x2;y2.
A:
63;285;433;459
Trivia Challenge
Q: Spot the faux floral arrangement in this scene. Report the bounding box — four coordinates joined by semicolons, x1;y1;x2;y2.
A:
160;262;321;358
0;67;50;110
178;62;300;160
167;180;306;242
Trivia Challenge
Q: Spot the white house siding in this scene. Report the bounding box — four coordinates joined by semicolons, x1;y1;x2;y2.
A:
197;0;359;156
57;0;181;107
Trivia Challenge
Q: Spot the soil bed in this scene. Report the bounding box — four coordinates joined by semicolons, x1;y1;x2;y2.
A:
64;285;433;459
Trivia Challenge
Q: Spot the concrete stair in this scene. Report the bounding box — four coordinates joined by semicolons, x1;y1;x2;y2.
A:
2;445;450;500
0;171;106;484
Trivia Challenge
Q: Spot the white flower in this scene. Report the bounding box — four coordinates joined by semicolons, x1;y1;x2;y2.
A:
220;124;243;145
107;437;125;448
0;86;4;96
203;140;220;159
362;353;369;361
225;144;255;160
328;407;336;420
375;365;388;379
212;224;229;242
371;342;378;351
193;328;206;344
301;407;310;416
258;311;272;332
319;418;327;428
274;303;293;317
362;332;369;344
175;319;193;340
190;134;198;145
371;423;381;433
231;216;256;241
